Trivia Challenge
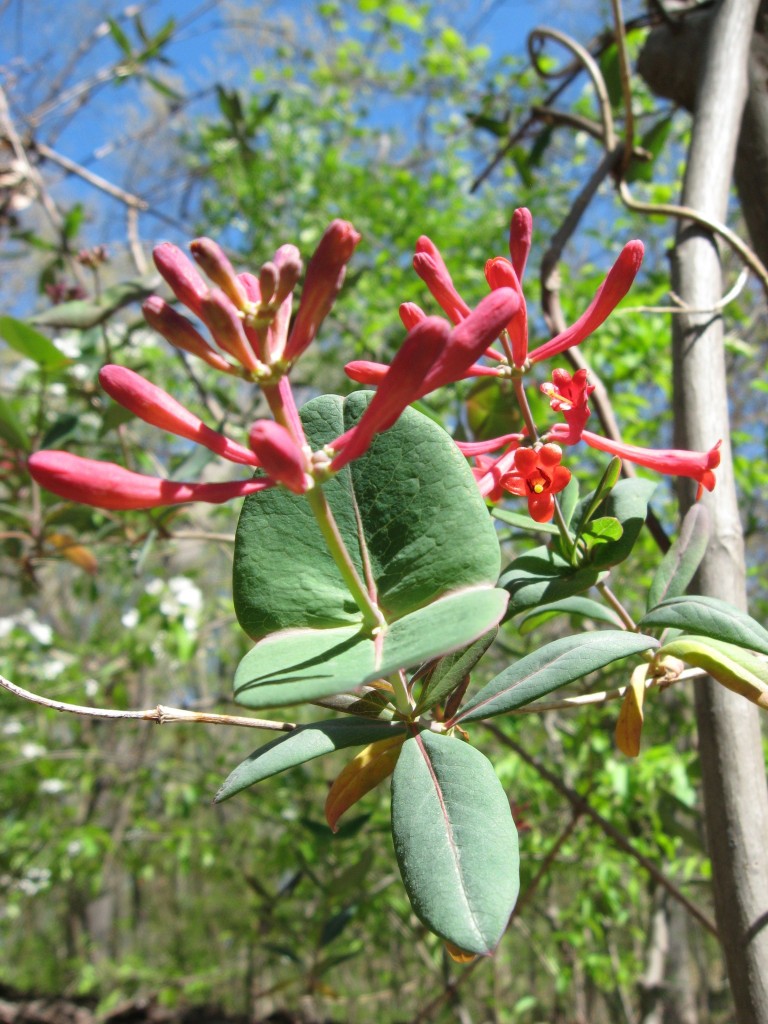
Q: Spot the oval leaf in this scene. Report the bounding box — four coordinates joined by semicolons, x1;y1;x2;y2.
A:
233;587;509;709
658;635;768;709
0;316;70;370
640;595;768;656
235;393;501;639
575;478;657;569
455;631;659;723
391;731;519;955
325;734;406;832
517;597;622;634
215;719;406;802
500;545;602;617
647;504;710;609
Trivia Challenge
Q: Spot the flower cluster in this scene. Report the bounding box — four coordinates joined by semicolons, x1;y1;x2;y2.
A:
29;222;520;511
345;208;720;522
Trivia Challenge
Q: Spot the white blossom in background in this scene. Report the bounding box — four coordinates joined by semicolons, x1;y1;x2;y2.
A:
2;720;23;736
21;742;47;759
160;576;203;632
18;867;52;895
121;608;140;629
39;778;66;795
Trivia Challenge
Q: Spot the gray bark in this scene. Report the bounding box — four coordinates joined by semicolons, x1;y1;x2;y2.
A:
660;2;768;1022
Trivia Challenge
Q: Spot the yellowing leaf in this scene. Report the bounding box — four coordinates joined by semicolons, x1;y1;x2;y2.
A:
47;532;98;575
325;733;405;833
615;663;647;758
444;940;477;963
660;634;768;709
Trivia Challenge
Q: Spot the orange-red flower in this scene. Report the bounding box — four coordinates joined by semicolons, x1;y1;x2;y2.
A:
499;444;571;523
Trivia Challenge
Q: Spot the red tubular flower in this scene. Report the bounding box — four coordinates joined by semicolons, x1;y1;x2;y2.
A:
190;238;248;309
283;220;362;363
248;420;309;494
142;296;236;375
399;302;427;330
485;256;528;367
579;431;721;499
528;241;644;363
509;207;533;282
473;444;524;503
412;237;472;325
501;444;571;523
98;365;259;466
28;451;272;511
422;289;520;392
541;368;595;444
200;288;262;373
331;318;452;470
153;243;208;319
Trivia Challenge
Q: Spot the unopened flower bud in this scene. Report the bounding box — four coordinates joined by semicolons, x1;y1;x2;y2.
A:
259;262;278;305
190;237;248;309
399;302;427;330
272;245;303;305
153;243;207;317
142;296;235;374
248;420;309;493
201;288;261;372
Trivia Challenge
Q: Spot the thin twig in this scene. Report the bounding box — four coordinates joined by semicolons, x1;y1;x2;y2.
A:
0;673;295;732
34;140;148;210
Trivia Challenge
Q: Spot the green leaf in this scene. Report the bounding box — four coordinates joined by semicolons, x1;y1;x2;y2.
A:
30;280;154;329
0;317;70;370
626;115;674;184
559;475;580;529
646;505;710;609
215;719;406;802
415;628;498;714
41;413;80;449
582;516;623;545
0;394;30;451
658;635;768;708
500;545;602;616
517;597;622;634
234;393;501;638
391;731;519;955
233;587;509;709
574;457;622;536
575;478;657;569
454;631;659;723
492;508;560;536
640;595;768;656
107;16;133;56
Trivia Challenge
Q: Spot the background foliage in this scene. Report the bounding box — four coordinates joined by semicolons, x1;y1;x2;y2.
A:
1;1;765;1021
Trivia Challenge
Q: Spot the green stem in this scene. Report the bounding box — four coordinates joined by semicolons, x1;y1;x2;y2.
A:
596;579;638;632
305;485;385;635
551;496;576;563
389;670;413;717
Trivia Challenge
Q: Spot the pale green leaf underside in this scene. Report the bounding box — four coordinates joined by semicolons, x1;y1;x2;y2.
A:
215;718;407;802
455;630;658;723
234;587;509;709
391;731;519;955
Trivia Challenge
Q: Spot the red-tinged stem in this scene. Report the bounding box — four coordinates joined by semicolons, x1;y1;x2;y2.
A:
596;579;639;633
512;376;539;443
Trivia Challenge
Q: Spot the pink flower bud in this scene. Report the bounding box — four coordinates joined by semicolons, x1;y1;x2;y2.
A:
399;302;427;330
509;208;533;282
344;360;389;385
201;288;261;372
272;244;303;305
142;296;235;374
284;221;361;362
248;420;309;493
413;236;471;325
238;272;261;303
331;317;451;470
485;256;528;366
28;451;271;511
153;243;207;317
190;238;248;309
259;262;278;304
98;365;259;466
424;288;520;391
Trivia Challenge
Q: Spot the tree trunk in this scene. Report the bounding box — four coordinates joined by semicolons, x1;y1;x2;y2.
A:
663;2;768;1022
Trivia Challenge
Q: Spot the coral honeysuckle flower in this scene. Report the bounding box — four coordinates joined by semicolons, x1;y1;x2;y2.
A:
28;451;274;511
578;431;722;499
148;222;359;377
500;444;571;523
332;290;520;470
541;368;596;445
527;241;644;364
